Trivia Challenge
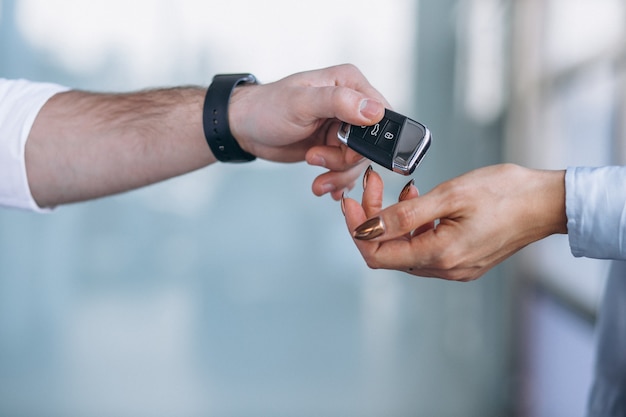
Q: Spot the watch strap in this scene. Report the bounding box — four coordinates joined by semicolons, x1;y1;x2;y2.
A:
203;73;257;162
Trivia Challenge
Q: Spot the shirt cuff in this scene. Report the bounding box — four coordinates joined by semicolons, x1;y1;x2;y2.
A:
566;166;626;260
0;79;69;212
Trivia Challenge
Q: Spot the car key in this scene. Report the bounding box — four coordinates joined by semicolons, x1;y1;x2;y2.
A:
337;108;431;175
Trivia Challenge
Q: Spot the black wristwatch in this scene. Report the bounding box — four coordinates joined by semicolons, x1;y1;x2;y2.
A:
202;73;257;162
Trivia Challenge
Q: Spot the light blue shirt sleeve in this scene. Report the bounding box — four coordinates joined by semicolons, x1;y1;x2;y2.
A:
566;166;626;260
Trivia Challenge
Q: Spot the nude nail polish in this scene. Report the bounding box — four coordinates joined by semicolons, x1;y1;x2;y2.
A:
340;192;346;216
398;178;415;202
363;165;373;190
353;216;385;240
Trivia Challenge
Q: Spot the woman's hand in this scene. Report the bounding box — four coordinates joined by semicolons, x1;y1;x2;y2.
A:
343;164;568;281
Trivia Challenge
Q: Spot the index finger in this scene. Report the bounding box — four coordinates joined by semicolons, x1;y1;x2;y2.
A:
352;190;446;242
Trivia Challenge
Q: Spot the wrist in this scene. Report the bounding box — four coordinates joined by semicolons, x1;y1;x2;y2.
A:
548;169;568;234
227;83;257;157
532;168;568;237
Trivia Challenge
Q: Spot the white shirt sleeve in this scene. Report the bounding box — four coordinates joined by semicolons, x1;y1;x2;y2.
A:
566;166;626;260
0;78;69;211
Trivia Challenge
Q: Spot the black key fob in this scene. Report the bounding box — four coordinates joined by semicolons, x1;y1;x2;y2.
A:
337;109;431;175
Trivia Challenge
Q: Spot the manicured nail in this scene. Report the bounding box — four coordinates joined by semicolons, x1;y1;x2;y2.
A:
398;178;415;202
360;99;383;120
353;216;385;240
362;165;373;190
340;192;346;216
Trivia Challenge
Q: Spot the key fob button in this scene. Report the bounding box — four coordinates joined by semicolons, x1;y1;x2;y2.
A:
350;125;368;140
366;120;388;143
376;121;401;153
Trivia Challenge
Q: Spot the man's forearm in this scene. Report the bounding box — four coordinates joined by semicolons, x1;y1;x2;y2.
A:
19;64;388;209
26;87;214;207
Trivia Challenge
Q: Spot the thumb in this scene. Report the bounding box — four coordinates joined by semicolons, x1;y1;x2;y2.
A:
304;86;385;126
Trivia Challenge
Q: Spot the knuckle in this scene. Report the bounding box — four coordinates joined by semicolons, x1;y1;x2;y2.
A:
435;179;471;211
429;246;462;273
428;247;483;282
338;63;360;76
395;204;418;232
435;255;459;272
330;86;357;112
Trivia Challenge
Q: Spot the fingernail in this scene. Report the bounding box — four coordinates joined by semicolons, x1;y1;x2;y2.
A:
340;192;346;216
360;99;383;120
398;178;415;202
321;183;337;194
309;154;326;167
362;165;373;190
353;216;385;240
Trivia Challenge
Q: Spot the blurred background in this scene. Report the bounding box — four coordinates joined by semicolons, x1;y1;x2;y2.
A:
0;0;624;416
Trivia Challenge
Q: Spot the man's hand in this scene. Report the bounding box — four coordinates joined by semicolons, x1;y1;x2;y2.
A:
229;64;388;200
